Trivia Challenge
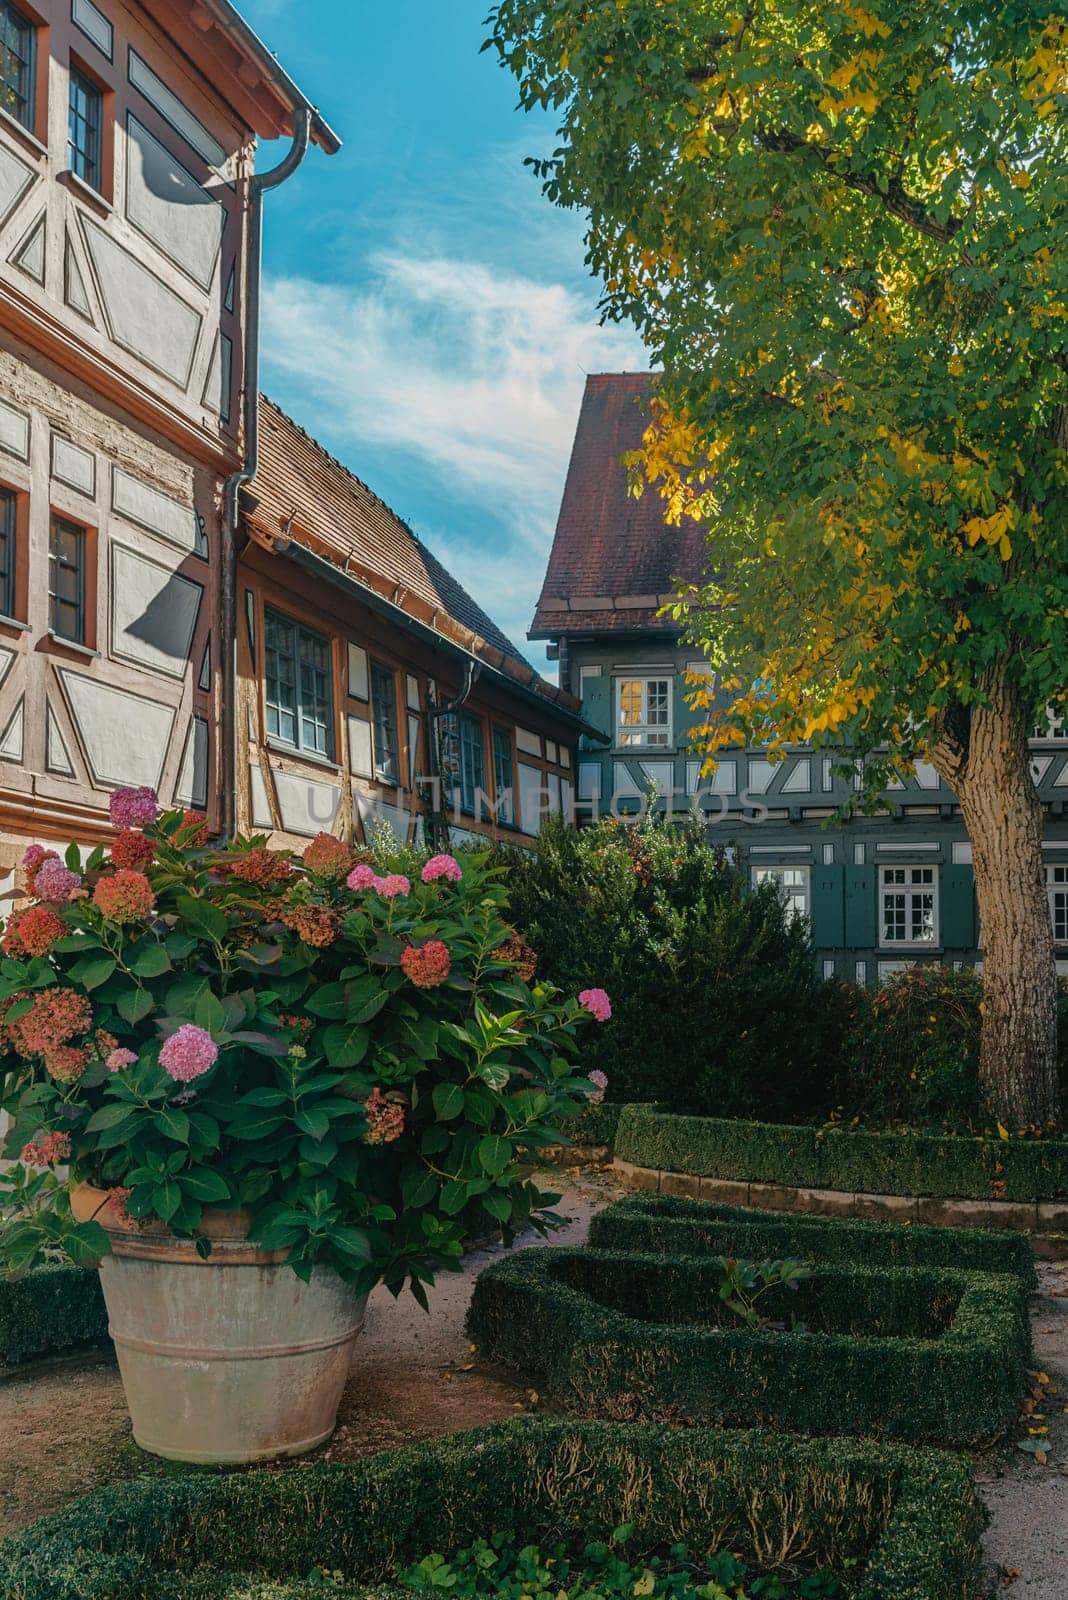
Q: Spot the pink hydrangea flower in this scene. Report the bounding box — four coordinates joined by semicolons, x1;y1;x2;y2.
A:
33;857;82;903
159;1024;218;1083
347;863;378;891
421;854;463;884
107;1047;138;1074
375;873;410;899
109;786;159;830
587;1069;608;1103
578;988;612;1023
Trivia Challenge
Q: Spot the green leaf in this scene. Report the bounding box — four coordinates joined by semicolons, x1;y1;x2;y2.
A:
117;987;155;1024
322;1022;369;1068
130;945;172;979
179;1169;231;1203
194;990;226;1034
481;1189;512;1222
85;1102;140;1134
175;894;228;945
156;1106;191;1144
432;1082;465;1120
295;1105;330;1142
154;1180;181;1224
68;955;118;991
65;1221;109;1266
478;1134;512;1176
401;1169;437;1209
439;1179;470;1215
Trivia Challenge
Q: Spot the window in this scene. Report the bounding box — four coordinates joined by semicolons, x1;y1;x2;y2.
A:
264;608;333;758
492;725;515;825
48;514;87;643
616;675;671;748
1047;865;1068;945
879;865;939;947
1034;706;1068;740
753;865;810;923
0;485;16;618
0;2;34;132
458;712;485;814
370;661;399;783
68;67;102;190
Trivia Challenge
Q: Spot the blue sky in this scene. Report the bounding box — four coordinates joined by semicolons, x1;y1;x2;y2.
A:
240;0;646;672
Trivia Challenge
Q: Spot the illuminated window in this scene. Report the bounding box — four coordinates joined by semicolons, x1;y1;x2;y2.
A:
616;676;671;748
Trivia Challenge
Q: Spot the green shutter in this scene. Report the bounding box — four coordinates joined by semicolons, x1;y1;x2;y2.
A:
811;864;845;948
844;864;877;948
674;673;697;753
941;864;976;949
579;674;610;752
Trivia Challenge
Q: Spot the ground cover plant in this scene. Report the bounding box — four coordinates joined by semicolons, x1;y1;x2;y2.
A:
0;1418;985;1600
589;1194;1038;1288
614;1106;1068;1204
0;794;608;1302
468;1247;1029;1444
395;1526;846;1600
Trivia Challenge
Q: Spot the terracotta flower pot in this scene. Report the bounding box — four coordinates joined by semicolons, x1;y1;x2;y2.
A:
72;1184;367;1464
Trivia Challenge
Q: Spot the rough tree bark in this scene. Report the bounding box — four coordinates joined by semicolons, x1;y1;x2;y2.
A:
930;661;1059;1127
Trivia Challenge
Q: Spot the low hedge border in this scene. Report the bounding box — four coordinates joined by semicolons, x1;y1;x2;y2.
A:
615;1104;1068;1205
550;1101;621;1149
0;1417;984;1600
0;1263;108;1370
468;1247;1030;1446
589;1193;1039;1288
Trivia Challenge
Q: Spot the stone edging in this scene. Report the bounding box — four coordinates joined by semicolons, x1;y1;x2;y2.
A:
613;1159;1068;1258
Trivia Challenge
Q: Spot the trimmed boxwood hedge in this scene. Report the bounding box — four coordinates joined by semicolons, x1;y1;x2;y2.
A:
589;1193;1038;1288
0;1417;984;1600
0;1263;108;1368
468;1247;1030;1446
550;1101;621;1149
615;1103;1068;1203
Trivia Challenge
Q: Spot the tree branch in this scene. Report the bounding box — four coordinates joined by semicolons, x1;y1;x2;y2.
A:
758;129;963;244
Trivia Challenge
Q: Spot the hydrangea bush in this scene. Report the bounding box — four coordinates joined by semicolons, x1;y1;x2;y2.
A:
0;794;608;1303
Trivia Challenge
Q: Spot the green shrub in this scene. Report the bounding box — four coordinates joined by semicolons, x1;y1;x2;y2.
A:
823;969;1068;1130
549;1101;621;1148
468;1248;1029;1445
0;1418;984;1600
615;1103;1068;1202
589;1194;1038;1287
0;1262;108;1367
494;816;833;1120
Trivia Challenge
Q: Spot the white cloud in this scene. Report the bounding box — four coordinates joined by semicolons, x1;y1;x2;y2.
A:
259;251;646;667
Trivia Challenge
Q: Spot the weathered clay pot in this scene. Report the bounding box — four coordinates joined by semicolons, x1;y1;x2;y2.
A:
72;1184;367;1464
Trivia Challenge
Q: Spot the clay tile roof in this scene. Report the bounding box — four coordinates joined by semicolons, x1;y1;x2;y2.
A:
531;373;708;638
244;398;585;724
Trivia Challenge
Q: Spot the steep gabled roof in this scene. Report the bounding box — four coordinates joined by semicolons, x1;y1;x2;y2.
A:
531;373;708;639
243;397;588;726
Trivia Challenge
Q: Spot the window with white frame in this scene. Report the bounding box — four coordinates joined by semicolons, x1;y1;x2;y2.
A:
1033;706;1068;740
616;675;672;748
753;865;810;922
1047;865;1068;945
879;865;938;946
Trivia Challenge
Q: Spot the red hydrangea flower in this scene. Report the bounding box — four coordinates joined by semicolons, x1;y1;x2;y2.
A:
6;988;93;1058
347;863;378;891
111;831;156;871
279;902;342;948
43;1045;88;1082
2;904;67;957
362;1086;406;1145
401;939;452;989
21;1131;71;1166
179;810;210;847
228;848;293;886
302;833;353;880
93;870;156;924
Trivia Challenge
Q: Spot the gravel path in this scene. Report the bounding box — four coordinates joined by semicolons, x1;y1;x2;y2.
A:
1;1169;1065;1600
980;1261;1068;1599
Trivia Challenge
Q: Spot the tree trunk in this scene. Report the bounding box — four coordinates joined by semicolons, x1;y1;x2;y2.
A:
931;665;1059;1127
